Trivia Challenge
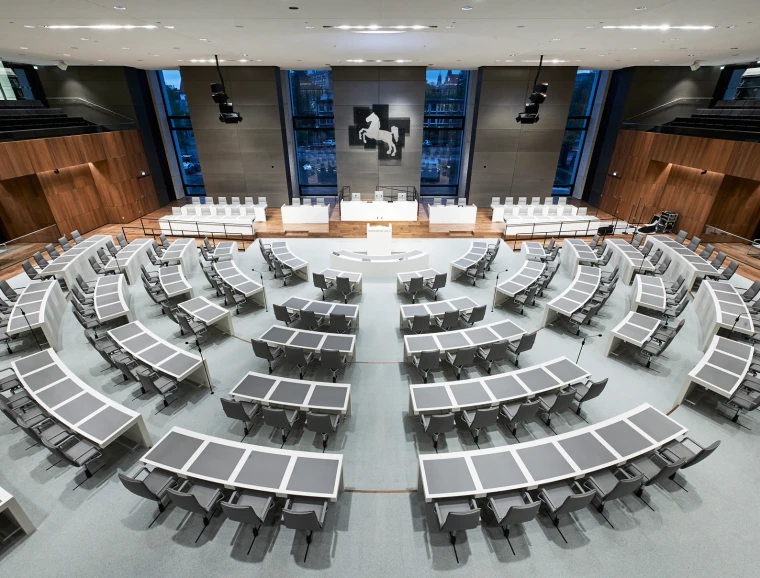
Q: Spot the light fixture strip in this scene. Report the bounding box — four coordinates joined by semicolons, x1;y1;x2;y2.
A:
324;25;436;30
602;25;716;30
42;24;158;29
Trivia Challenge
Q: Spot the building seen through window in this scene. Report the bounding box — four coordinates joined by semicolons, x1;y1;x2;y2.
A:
421;70;468;196
289;70;337;196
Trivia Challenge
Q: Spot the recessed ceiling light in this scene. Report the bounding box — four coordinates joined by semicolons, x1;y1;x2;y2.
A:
164;25;174;29
599;54;606;56
152;54;159;56
395;59;411;63
189;59;224;63
551;38;560;41
726;25;736;28
42;24;157;29
603;25;716;30
635;6;647;10
19;46;28;50
654;59;660;62
306;25;314;29
98;59;104;62
346;59;365;63
630;47;637;50
177;59;183;62
122;47;129;50
509;53;516;56
462;6;472;10
495;59;501;62
114;5;126;9
80;37;89;40
586;25;596;29
199;38;208;41
242;53;248;56
24;25;34;28
446;25;454;28
63;53;70;56
256;59;262;62
238;59;248;62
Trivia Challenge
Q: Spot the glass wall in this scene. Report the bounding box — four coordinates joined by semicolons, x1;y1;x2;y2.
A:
157;70;206;196
553;69;601;196
421;70;468;196
289;70;337;196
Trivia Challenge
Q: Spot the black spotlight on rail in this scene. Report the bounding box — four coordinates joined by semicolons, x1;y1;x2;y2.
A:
516;55;548;124
211;55;243;124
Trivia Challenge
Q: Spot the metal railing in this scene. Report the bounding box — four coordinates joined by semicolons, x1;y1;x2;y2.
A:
0;224;62;272
624;97;713;122
505;217;630;249
339;185;418;202
127;218;252;252
703;225;760;259
46;97;135;121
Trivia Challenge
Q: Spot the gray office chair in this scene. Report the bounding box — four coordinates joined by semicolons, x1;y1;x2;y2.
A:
537;481;596;543
281;498;328;563
403;275;424;303
97;248;111;266
58;236;73;251
538;388;577;432
118;466;178;526
698;243;715;259
45;244;61;260
285;346;314;380
305;412;341;451
660;437;721;487
514;285;538;315
460;407;499;445
583;468;644;525
178;313;207;339
506;330;537;367
71;230;84;244
72;298;96;319
203;237;215;255
721;388;760;426
33;251;49;269
300;309;324;331
408;314;430;334
666;284;688;306
639;240;652;256
674;230;688;244
420;412;455;451
336;276;356;304
631;233;644;249
652;256;671;276
459;304;486;326
741;280;760;303
328;313;351;334
137;370;178;409
159;233;170;249
273;260;294;286
572;378;607;419
320;349;347;383
544;246;560;263
313;273;334;300
666;275;685;295
425;273;448;300
22;260;42;281
466;260;487;286
653;318;684;342
684;236;700;252
0;280;19;303
106;240;120;257
486;491;541;553
73;308;101;331
709;251;727;270
262;406;300;445
88;256;113;276
600;265;619;285
41;433;102;480
499;399;541;439
661;295;689;326
709;259;739;281
625;454;687;509
72;285;94;306
223;285;247;314
167;480;225;542
413;350;440;383
274;303;299;326
445;346;477;380
433;498;480;562
76;274;95;294
221;398;260;440
221;490;274;555
435;310;460;331
476;340;509;374
251;338;283;374
117;233;129;249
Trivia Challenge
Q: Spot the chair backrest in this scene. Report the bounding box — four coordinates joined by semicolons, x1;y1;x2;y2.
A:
407;275;424;293
685;236;701;251
524;284;539;304
589;234;600;249
657;256;671;273
76;274;90;291
282;504;322;531
72;308;94;328
514;330;537;355
440;310;459;330
469;407;499;429
433;197;442;205
118;472;161;501
71;230;84;243
721;260;739;278
88;256;103;274
418;350;440;370
336;276;353;294
191;196;201;204
231;197;241;205
273;304;293;324
452;346;477;366
605;471;645;501
221;398;250;422
710;251;726;268
412;314;430;333
682;440;721;469
251;339;275;361
45;244;60;259
72;285;88;304
262;406;293;429
503;497;541;526
577;207;588;216
177;314;195;334
554;487;596;517
670;275;684;293
467;304;486;324
504;197;514;205
137;371;160;395
517;197;527;205
273;260;287;278
167;488;207;516
292;198;301;206
744;280;760;300
22;261;39;280
33;251;48;267
648;456;687;485
117;233;128;248
217;197;228;205
699;243;715;259
222;285;238;304
428;413;456;434
580;378;608;403
313;273;329;290
440;506;480;533
172;207;182;215
221;499;262;525
491;197;501;206
59;236;72;250
546;238;556;252
284;345;309;366
306;412;335;434
320;348;343;370
0;280;18;300
547;388;577;413
329;313;348;332
674;230;688;243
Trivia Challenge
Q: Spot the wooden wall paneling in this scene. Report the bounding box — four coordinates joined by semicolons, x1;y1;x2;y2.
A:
725;142;760;182
705;176;760;240
37;166;107;235
0;175;56;240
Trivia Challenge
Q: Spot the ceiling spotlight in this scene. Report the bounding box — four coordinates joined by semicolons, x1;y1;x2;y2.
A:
19;46;28;50
720;65;725;69
551;38;560;41
726;25;736;28
462;6;473;10
122;47;129;50
164;25;174;29
24;25;34;28
57;61;68;70
98;59;104;62
238;59;249;62
306;25;314;29
256;59;262;62
690;60;701;71
602;25;716;30
199;38;208;41
635;6;647;9
446;25;454;28
586;25;596;29
114;5;126;9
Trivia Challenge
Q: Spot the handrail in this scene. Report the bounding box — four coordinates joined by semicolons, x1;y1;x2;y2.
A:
46;97;135;121
624;97;712;122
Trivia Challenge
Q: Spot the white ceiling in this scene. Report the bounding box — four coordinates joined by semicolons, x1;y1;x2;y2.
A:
1;0;759;70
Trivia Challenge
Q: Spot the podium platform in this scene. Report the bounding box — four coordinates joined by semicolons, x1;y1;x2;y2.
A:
340;199;418;221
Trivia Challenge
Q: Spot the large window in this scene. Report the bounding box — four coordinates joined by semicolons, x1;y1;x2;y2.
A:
158;70;205;196
289;70;337;196
421;70;468;196
553;70;601;195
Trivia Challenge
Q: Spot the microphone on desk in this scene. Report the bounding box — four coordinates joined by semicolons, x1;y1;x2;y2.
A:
251;268;268;311
19;308;44;352
576;333;603;365
492;269;509;312
728;314;741;341
186;338;214;394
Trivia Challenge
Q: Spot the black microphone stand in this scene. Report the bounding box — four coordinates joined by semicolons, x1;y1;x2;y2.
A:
186;337;214;394
728;314;741;341
19;308;43;351
491;268;509;312
252;268;267;311
576;333;603;365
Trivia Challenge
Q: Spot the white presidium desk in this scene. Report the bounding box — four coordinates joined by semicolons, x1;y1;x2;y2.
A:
367;223;392;255
340;197;418;221
428;203;477;225
281;202;330;224
331;249;429;277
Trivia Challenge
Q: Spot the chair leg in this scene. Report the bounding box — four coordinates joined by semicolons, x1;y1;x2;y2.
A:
247;524;260;555
504;527;515;555
268;361;273;374
432;433;439;452
322;433;328;452
303;530;314;563
450;531;460;563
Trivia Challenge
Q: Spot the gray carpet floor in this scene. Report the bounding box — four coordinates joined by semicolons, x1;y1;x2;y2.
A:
0;236;758;577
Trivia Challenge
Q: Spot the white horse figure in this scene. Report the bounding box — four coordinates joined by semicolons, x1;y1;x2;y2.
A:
358;112;399;156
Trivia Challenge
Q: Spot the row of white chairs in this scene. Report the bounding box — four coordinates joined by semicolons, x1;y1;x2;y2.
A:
291;197;331;206
431;198;467;206
492;196;567;207
189;196;267;207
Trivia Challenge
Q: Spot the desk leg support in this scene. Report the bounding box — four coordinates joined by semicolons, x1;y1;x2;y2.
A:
5;498;35;535
675;378;696;407
123;416;153;448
